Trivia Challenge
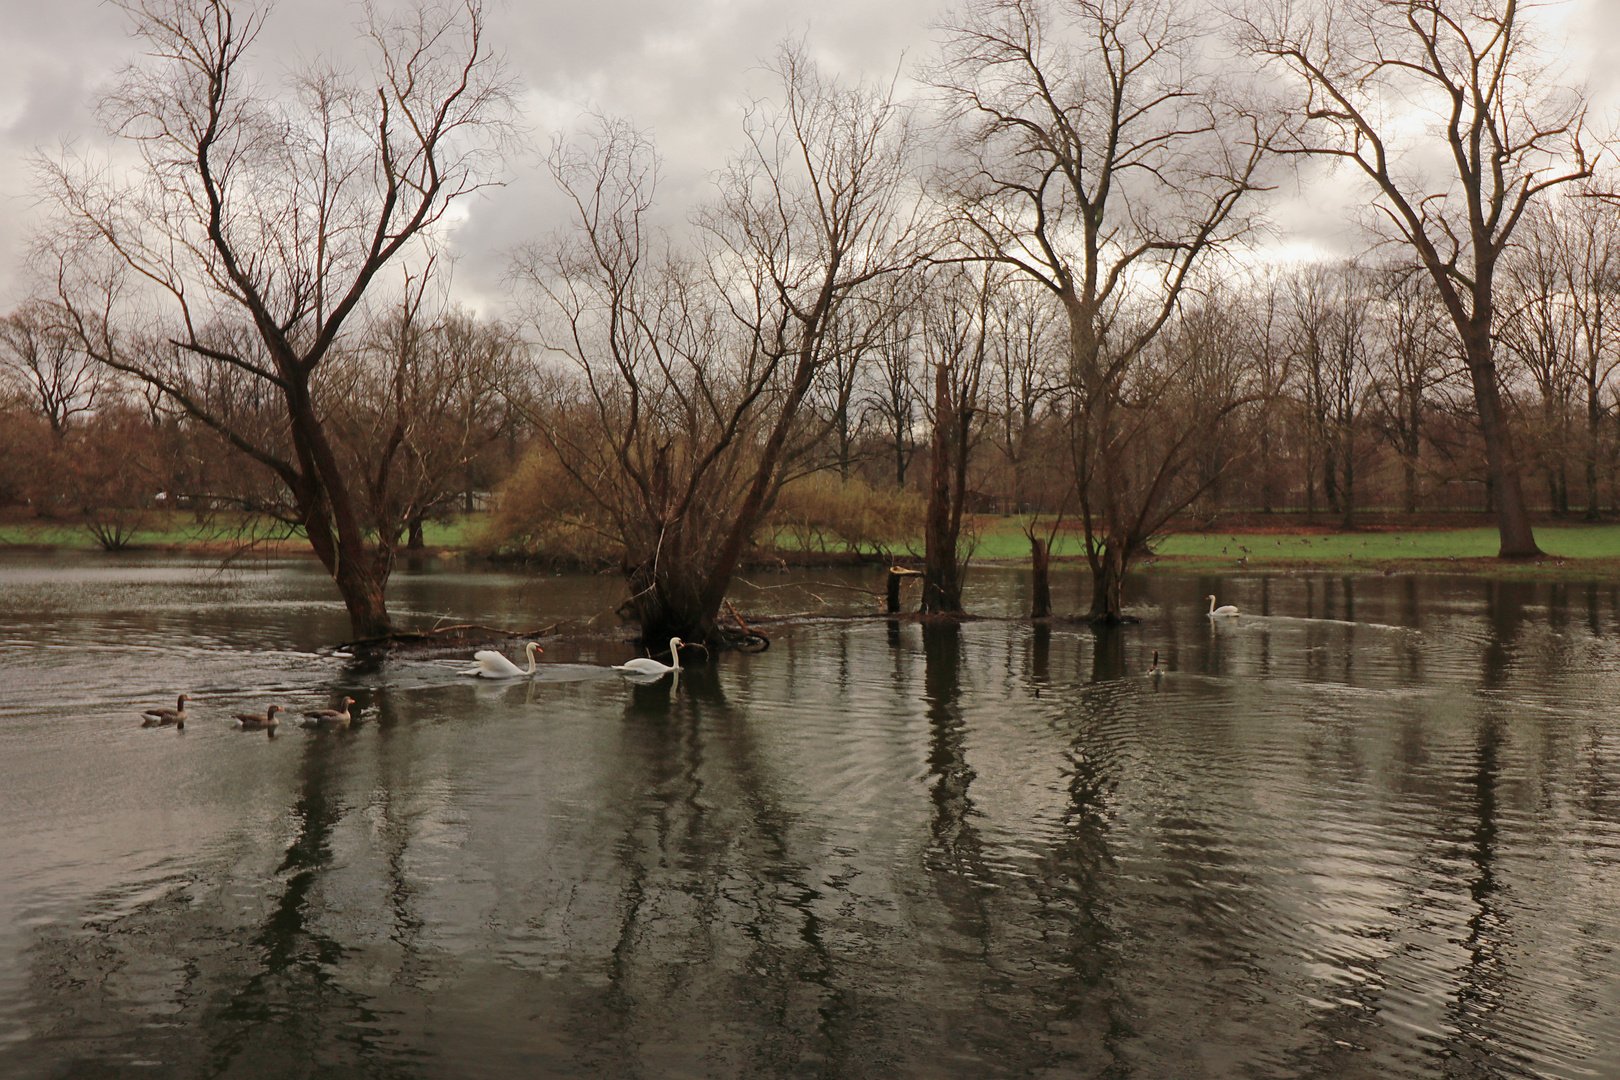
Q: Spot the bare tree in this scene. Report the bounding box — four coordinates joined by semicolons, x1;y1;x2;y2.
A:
934;0;1276;622
1498;207;1580;512
1560;194;1620;517
1365;262;1457;512
325;300;526;550
918;264;994;614
1236;0;1595;554
860;305;924;488
1236;270;1295;514
982;278;1064;511
514;46;926;646
0;301;108;439
805;276;914;480
1286;259;1376;526
1501;194;1620;518
38;0;514;637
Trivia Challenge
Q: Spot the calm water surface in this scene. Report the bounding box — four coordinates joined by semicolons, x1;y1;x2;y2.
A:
1;551;1618;1079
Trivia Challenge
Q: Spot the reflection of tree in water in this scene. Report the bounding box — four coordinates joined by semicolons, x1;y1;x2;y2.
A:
919;621;1127;1074
1435;712;1510;1075
15;735;418;1078
1429;582;1522;1072
921;621;991;935
1030;689;1126;1074
583;664;856;1078
1031;621;1051;686
201;743;405;1077
1088;624;1124;683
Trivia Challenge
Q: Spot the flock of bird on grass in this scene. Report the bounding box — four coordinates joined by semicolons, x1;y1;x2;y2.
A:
137;636;691;733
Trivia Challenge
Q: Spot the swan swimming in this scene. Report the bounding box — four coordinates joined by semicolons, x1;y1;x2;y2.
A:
1206;595;1240;617
613;637;684;677
462;641;544;678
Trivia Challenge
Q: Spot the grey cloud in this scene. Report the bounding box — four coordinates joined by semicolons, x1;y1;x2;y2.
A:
2;0;1614;310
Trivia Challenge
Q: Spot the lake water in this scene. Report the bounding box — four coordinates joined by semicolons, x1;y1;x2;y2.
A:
0;550;1618;1079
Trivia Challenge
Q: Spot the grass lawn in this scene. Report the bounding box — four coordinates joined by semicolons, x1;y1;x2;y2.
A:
11;510;1620;581
0;513;485;552
946;517;1620;580
1148;526;1620;561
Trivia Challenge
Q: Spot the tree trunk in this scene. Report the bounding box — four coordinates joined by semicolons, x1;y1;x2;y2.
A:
1463;336;1541;556
333;561;392;640
1341;437;1355;531
1030;536;1051;618
1587;382;1602;521
623;547;723;647
407;516;425;549
1259;427;1273;514
922;359;965;614
1086;539;1126;625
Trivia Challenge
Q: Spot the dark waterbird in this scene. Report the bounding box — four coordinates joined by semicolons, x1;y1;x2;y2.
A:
140;693;190;728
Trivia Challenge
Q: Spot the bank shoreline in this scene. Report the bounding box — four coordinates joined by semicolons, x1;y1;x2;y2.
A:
6;526;1620;583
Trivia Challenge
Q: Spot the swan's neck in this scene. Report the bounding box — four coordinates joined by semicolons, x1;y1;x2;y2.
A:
525;646;537;674
1208;596;1215;613
668;639;682;671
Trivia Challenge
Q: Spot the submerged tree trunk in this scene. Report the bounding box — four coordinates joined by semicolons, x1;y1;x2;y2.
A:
1030;536;1051;618
1085;537;1127;625
922;358;967;614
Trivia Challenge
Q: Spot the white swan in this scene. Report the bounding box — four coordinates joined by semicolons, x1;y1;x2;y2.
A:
613;637;684;676
1207;594;1239;616
462;641;543;678
141;694;190;727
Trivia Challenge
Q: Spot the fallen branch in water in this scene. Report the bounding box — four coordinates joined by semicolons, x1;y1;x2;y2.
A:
336;621;562;657
736;576;883;597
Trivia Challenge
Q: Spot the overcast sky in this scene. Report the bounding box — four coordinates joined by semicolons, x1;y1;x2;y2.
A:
2;0;1618;315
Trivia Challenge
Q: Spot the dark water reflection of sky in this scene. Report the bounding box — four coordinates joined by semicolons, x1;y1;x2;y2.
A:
0;550;1618;1078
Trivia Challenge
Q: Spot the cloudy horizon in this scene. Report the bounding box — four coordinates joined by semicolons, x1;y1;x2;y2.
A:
2;0;1618;318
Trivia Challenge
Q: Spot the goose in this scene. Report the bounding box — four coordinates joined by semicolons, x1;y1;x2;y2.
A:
613;637;684;677
301;696;355;726
1206;594;1240;617
141;694;190;728
233;704;283;730
461;641;543;678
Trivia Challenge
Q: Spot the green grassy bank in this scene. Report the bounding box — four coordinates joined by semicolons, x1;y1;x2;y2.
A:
9;511;1620;581
0;514;477;552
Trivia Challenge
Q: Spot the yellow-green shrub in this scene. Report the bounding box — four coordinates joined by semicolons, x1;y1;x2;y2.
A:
477;449;622;565
765;473;922;557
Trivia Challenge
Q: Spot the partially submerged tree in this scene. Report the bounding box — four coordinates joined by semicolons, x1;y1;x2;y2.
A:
514;47;926;646
918;265;993;615
934;0;1276;622
40;0;515;637
1235;0;1595;555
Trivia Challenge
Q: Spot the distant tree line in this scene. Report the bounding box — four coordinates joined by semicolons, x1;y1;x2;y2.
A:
0;0;1611;642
